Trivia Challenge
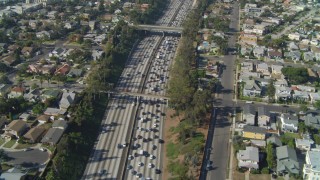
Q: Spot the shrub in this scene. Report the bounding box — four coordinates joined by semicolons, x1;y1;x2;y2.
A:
261;167;269;174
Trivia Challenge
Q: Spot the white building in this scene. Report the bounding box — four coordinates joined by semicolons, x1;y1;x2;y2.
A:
303;150;320;180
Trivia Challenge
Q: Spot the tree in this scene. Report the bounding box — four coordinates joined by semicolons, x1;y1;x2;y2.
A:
266;143;276;169
314;100;320;110
267;79;275;102
314;134;320;145
300;104;308;112
32;103;45;115
281;67;309;84
0;75;11;84
298;122;307;134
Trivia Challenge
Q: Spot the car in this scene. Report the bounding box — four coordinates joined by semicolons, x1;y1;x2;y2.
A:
137;135;143;139
138;162;144;167
150;155;155;160
99;169;107;176
245;101;253;104
158;139;164;144
136;173;142;178
152;145;157;150
155;169;161;174
127;165;133;170
206;161;213;170
128;155;134;160
24;148;32;152
148;163;153;168
39;148;46;152
131;170;137;175
153;124;157;128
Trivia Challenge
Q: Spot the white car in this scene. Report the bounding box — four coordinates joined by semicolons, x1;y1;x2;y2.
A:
148;163;153;168
149;155;155;160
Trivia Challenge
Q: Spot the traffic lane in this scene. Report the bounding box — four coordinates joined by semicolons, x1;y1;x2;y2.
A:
207;111;230;180
6;149;50;167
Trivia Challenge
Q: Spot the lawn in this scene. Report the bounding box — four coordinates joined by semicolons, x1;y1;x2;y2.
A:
15;143;35;149
42;144;55;153
1;163;13;171
3;140;16;148
0;138;6;146
166;141;180;159
284;132;300;139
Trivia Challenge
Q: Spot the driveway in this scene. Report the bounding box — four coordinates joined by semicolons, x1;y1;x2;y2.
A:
5;149;50;168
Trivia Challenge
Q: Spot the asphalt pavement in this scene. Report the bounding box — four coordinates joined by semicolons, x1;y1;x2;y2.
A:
82;0;192;179
6;149;50;168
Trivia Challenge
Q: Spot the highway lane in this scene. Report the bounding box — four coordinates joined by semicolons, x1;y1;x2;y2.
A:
144;36;179;96
82;95;137;179
124;97;166;180
83;0;192;178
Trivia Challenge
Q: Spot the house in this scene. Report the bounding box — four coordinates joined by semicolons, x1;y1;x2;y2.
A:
311;46;320;61
267;135;283;147
44;108;66;116
243;79;261;97
271;65;283;75
280;114;299;133
2;120;28;139
54;64;70;75
19;113;30;121
256;63;270;76
0;84;11;96
67;69;83;77
253;46;265;58
257;107;270;128
288;42;299;51
36;114;50;124
52;120;68;130
303;150;320;180
251;139;266;147
274;79;288;87
295;137;314;151
21;47;34;57
301;114;320;130
24;88;40;102
243;105;256;125
49;48;65;58
237;146;259;170
285;51;301;61
241;61;253;72
276;146;300;175
41;89;61;102
275;86;291;101
309;93;320;104
36;31;51;39
303;51;314;61
268;49;282;60
41;128;64;146
0;167;26;180
23;127;45;143
239;34;258;46
288;33;301;41
7;87;25;99
292;90;309;101
59;92;76;110
242;125;267;140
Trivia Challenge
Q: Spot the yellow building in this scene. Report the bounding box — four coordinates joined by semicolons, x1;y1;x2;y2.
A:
242;125;267;140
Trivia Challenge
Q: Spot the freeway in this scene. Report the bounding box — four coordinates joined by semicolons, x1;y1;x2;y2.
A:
83;0;193;179
82;95;137;179
124;97;166;180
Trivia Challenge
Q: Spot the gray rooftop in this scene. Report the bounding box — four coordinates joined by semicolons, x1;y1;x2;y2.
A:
41;128;64;145
243;125;267;134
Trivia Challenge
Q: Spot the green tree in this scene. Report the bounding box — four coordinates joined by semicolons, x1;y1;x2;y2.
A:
314;100;320;110
266;143;276;169
267;79;275;101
